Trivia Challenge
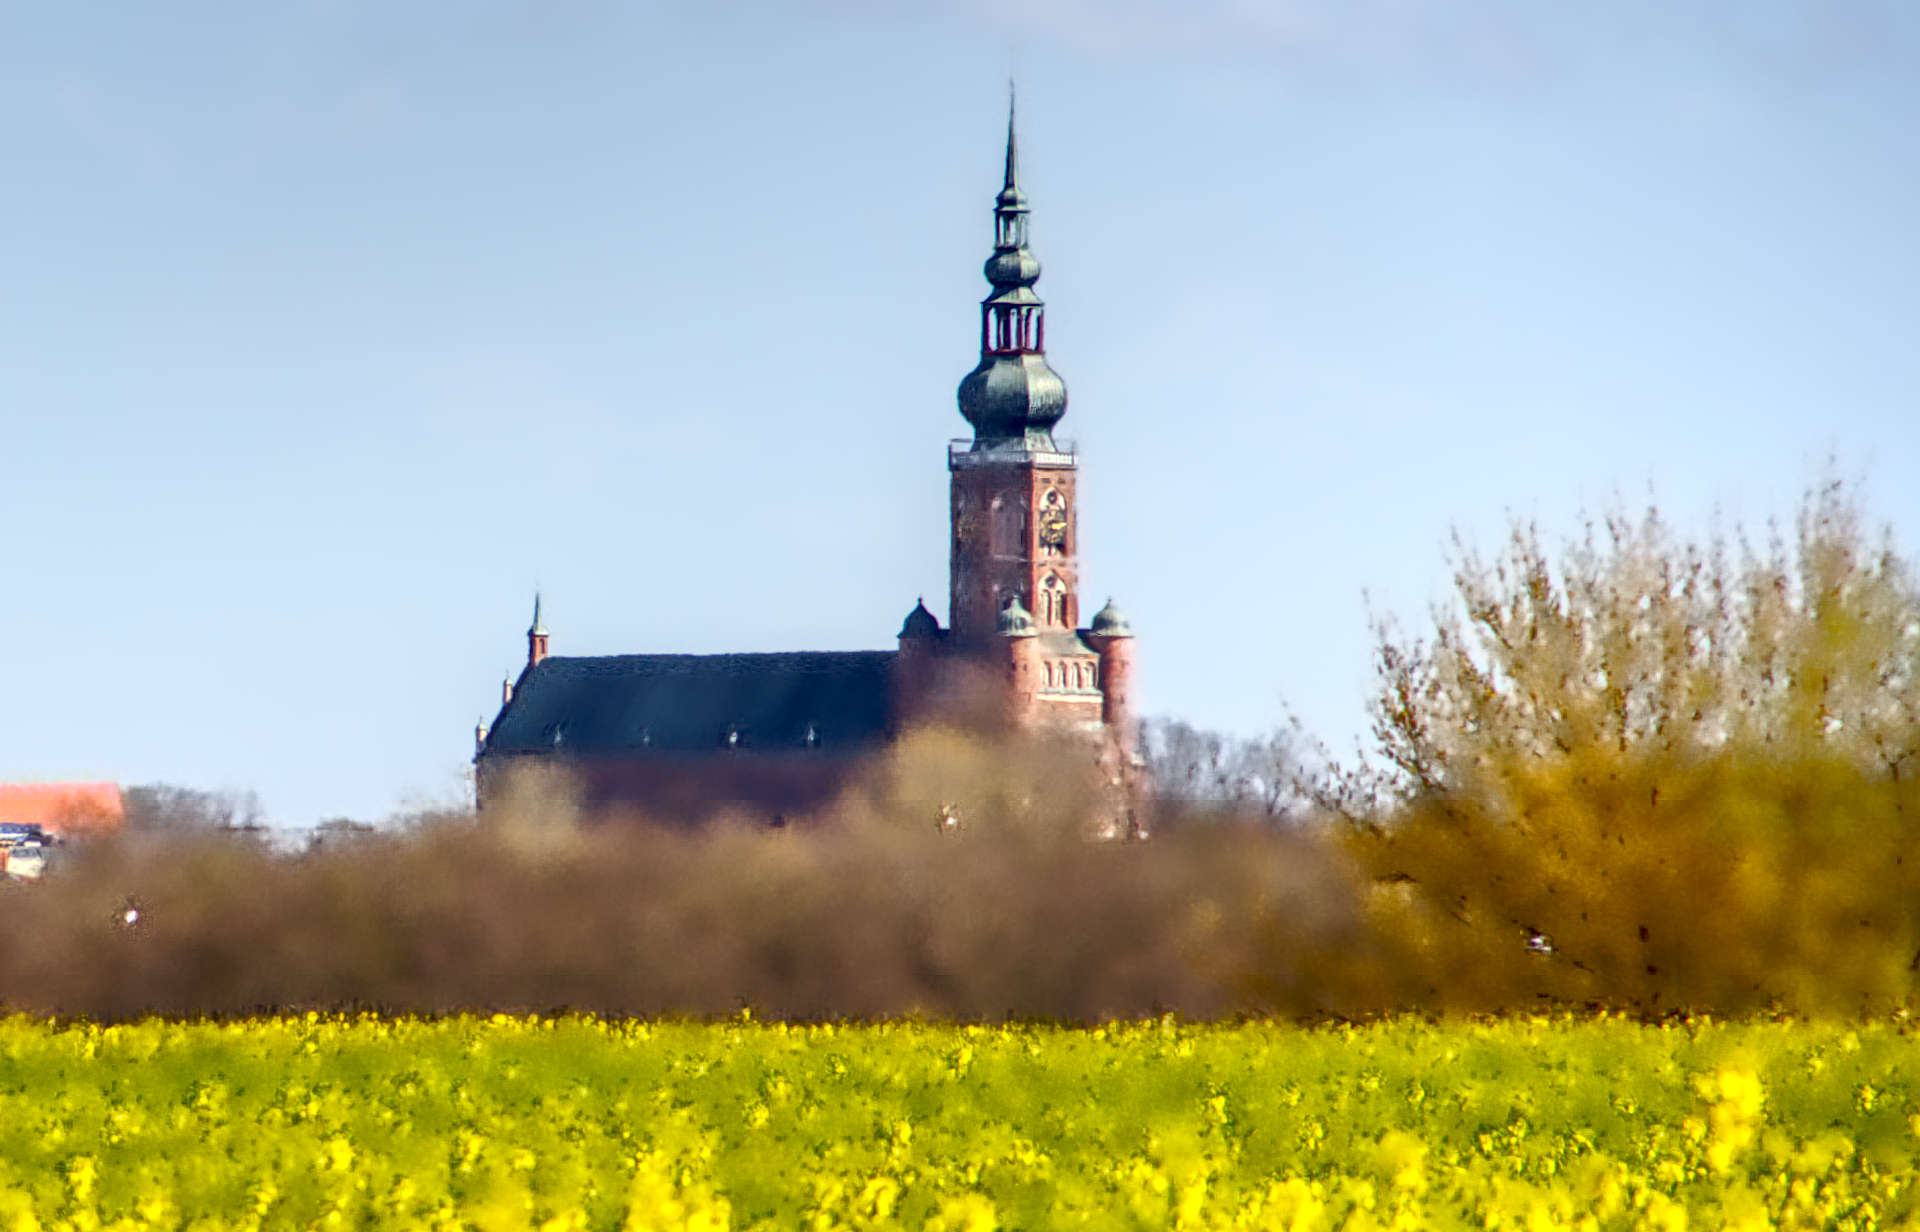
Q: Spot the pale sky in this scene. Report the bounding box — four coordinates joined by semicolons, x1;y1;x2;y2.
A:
4;1;1917;824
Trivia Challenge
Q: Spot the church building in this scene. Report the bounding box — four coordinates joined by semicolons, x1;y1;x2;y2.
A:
475;105;1137;822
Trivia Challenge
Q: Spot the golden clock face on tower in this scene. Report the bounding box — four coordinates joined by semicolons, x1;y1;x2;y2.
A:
1038;507;1069;550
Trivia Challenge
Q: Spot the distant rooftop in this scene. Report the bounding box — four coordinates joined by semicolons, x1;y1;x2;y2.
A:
0;783;124;835
483;652;897;757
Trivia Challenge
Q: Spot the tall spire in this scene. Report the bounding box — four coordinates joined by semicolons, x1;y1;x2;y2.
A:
528;591;548;638
1002;82;1019;198
957;94;1067;452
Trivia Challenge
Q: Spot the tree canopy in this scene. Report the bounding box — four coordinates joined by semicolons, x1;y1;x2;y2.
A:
1333;481;1920;1014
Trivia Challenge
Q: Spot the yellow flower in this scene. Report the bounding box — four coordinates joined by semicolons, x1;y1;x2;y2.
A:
924;1194;998;1232
1374;1132;1428;1196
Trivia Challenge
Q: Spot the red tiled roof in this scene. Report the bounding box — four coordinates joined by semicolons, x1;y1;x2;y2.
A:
0;783;124;835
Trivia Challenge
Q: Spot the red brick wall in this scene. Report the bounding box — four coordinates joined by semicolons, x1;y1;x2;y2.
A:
949;461;1080;641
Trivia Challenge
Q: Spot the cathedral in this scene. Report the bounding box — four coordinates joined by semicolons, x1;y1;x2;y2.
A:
475;105;1137;822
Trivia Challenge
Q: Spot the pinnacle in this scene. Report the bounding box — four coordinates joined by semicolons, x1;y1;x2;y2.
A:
1003;82;1019;195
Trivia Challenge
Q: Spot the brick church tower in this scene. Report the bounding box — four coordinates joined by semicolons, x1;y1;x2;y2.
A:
480;99;1138;826
899;97;1137;747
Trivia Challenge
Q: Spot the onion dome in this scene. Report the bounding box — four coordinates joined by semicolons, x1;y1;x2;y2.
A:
1089;598;1133;637
983;248;1042;286
956;90;1068;451
997;596;1037;637
899;598;940;639
959;354;1066;446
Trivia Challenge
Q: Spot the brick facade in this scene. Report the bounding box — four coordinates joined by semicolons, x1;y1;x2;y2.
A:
949;461;1080;640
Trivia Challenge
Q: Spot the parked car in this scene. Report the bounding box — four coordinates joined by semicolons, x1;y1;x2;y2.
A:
0;822;46;849
4;843;48;880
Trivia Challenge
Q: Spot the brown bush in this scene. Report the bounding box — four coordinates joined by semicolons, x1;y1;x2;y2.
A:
1324;479;1920;1017
0;729;1375;1022
1348;748;1920;1016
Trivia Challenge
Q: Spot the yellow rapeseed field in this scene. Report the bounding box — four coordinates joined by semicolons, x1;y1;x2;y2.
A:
0;1014;1913;1229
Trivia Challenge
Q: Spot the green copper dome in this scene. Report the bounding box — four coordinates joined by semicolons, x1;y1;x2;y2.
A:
1090;598;1132;637
997;596;1037;637
957;94;1068;451
983;248;1042;286
959;355;1066;447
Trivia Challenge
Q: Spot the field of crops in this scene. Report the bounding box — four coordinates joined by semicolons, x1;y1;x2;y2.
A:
0;1014;1914;1229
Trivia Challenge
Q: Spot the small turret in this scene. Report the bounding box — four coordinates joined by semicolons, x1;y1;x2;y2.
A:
894;598;943;723
1089;598;1132;638
527;593;550;669
997;595;1037;637
899;598;940;640
999;596;1041;724
1086;598;1135;732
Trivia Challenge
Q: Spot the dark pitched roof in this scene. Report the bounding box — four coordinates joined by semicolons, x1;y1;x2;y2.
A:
483;652;898;757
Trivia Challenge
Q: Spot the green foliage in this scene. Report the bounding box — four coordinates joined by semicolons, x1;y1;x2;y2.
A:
0;1015;1916;1228
1338;480;1920;1014
1364;480;1919;793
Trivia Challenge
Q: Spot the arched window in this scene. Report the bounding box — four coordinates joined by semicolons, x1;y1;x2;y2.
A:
991;496;1025;557
1040;574;1064;627
1044;661;1056;688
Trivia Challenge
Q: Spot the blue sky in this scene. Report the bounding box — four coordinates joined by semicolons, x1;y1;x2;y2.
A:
3;1;1917;824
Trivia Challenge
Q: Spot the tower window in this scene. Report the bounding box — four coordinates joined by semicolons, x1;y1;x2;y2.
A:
1040;574;1064;626
991;498;1025;557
